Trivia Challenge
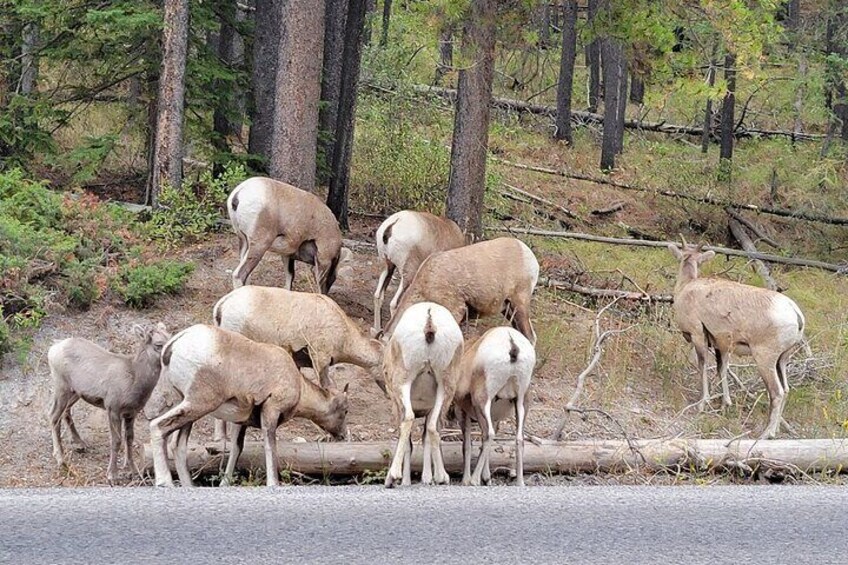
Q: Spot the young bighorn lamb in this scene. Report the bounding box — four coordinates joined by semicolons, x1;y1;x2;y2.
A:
150;324;348;487
453;327;535;487
227;176;351;293
382;302;464;488
383;237;540;343
668;242;806;438
213;285;384;392
372;211;465;334
48;323;170;483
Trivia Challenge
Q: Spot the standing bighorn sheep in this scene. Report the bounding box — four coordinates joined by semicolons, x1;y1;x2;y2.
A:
48;322;170;483
382;302;464;487
383;237;540;343
373;210;465;334
227;176;351;293
668;241;806;438
150;324;348;487
453;326;535;486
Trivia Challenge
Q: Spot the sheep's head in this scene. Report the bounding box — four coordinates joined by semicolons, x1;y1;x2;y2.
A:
132;322;171;352
320;382;350;441
667;238;715;282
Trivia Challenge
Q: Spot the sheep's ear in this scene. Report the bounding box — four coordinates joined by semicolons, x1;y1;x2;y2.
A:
338;247;353;265
697;250;716;264
156;322;167;333
667;244;684;260
132;324;148;340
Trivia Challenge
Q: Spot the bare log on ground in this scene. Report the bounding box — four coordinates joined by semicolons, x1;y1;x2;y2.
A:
540;276;672;303
728;217;779;291
725;207;781;249
491;156;848;226
592;202;625;216
396;83;825;141
143;438;848;476
489;226;848;274
502;183;583;222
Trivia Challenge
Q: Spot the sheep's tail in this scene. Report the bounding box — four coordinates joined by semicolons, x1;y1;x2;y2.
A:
212;293;231;327
508;334;519;363
424;307;436;345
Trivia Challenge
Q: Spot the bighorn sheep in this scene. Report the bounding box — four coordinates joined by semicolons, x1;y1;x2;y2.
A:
150;324;348;487
227;176;351;293
454;326;535;486
213;285;384;392
373;211;465;334
668;241;806;438
48;323;171;483
382;302;464;487
383;237;540;343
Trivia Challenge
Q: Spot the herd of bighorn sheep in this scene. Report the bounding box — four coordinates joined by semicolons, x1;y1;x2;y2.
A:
47;176;807;487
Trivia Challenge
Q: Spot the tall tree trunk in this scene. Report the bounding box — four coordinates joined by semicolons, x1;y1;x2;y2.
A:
554;0;577;144
247;0;280;171
20;22;38;95
212;0;238;175
363;0;376;44
785;0;801;39
144;72;159;205
600;36;626;171
701;54;717;153
832;5;848;141
151;0;190;206
538;2;551;48
629;72;644;104
327;0;367;230
719;52;736;180
445;0;496;240
434;21;454;85
379;0;391;47
319;0;349;185
269;0;326;191
585;0;601;112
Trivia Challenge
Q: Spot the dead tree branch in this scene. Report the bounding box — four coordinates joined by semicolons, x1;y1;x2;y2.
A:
541;276;673;303
728;217;780;291
725;207;781;249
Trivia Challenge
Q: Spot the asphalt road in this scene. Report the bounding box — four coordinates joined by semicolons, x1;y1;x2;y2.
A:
1;485;846;564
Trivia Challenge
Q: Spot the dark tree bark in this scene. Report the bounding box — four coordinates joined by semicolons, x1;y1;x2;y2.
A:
318;0;349;184
269;0;326;190
830;5;848;141
445;0;497;240
554;0;577;144
585;0;601;112
629;72;644;104
719;52;736;178
151;0;190;206
363;0;377;44
327;0;368;229
600;35;626;171
434;20;454;85
20;22;38;95
379;0;391;47
785;0;801;37
212;0;240;174
538;2;551;48
247;0;280;171
701;57;717;154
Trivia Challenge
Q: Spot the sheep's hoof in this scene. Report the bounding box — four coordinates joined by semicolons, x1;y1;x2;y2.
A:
71;443;88;453
155;479;175;487
384;476;396;489
369;327;381;339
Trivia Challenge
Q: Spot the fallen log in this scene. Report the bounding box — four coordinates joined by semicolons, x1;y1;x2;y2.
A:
502;182;583;222
491;156;848;226
725;207;781;249
143;438;848;476
489;226;848;274
728;217;780;291
402;83;825;141
541;276;673;303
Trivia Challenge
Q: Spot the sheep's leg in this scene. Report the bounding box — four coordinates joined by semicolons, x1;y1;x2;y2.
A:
222;423;247;486
460;409;473;485
261;404;284;487
150;401;207;487
470;401;495;486
755;351;785;439
507;297;536;345
372;262;396;334
49;390;71;467
385;383;413;488
122;415;141;478
515;390;527;487
106;410;122;484
691;340;711;412
64;408;87;452
213;419;228;452
420;413;434;486
174;423;194;487
311;352;334;389
285;256;296;291
402;427;413;487
232;236;273;288
427;383;450;485
388;275;404;317
715;348;733;408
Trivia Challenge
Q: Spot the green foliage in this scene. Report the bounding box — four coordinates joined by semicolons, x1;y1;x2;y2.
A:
112;260;194;309
145;164;247;245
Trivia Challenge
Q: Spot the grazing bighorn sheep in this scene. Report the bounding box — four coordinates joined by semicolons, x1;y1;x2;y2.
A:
150;324;348;487
668;241;806;439
227;176;351;293
213;285;384;392
454;327;535;486
382;302;464;487
48;323;170;483
373;211;465;334
383;237;540;343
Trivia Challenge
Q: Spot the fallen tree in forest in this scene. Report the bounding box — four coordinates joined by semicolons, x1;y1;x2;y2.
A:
143;438;848;477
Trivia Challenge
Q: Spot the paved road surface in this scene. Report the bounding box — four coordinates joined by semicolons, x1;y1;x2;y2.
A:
2;486;846;564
